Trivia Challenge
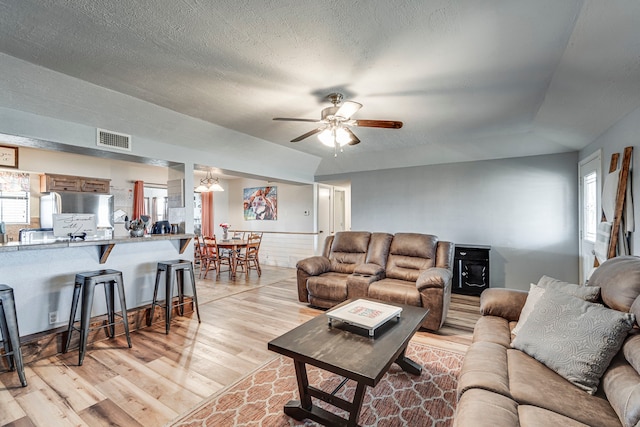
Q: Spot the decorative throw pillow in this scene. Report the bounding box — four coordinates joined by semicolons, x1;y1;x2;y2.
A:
512;288;635;394
512;283;546;335
537;275;600;302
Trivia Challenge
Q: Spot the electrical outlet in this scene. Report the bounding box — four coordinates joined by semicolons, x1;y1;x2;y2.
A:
49;311;58;324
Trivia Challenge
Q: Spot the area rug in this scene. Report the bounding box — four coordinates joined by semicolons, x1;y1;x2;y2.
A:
169;342;464;427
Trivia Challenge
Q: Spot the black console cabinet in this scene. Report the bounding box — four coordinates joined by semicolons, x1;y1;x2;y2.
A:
453;244;491;296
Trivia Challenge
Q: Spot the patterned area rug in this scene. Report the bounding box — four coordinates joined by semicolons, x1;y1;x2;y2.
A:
169;342;464;427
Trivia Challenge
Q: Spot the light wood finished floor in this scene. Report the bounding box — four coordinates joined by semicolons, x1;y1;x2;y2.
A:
0;265;479;427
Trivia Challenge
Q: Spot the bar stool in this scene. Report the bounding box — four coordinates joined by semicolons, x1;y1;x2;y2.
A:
148;260;201;334
0;285;27;387
64;269;132;366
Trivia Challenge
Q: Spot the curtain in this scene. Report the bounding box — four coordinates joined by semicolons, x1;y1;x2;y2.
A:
132;180;145;220
201;191;214;237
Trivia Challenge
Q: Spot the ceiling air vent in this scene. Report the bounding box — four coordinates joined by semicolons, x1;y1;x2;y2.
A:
97;129;131;151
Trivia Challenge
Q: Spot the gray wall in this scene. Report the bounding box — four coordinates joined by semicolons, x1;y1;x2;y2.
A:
339;152;579;290
580;105;640;254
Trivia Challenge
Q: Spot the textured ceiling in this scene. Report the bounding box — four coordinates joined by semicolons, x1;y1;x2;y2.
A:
1;0;639;175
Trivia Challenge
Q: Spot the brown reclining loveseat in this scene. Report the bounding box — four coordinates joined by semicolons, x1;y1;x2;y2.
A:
296;231;455;330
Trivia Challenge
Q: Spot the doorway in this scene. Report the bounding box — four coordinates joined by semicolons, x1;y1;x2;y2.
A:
578;149;602;284
317;184;349;252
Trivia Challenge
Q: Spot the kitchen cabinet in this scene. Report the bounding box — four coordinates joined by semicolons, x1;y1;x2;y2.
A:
41;174;110;193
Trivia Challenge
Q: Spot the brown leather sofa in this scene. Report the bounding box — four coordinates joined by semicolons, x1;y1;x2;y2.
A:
296;231;454;330
455;256;640;427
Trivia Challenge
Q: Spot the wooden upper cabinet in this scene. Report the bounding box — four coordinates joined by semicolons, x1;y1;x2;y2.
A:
80;178;111;193
41;174;111;193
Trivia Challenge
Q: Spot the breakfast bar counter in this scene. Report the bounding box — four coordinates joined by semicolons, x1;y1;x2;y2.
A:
0;233;193;263
0;233;196;338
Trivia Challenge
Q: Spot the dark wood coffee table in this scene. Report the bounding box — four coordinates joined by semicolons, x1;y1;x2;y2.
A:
268;299;429;427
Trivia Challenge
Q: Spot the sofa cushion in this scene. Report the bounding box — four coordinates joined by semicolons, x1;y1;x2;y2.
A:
537;275;600;302
364;232;393;267
367;278;421;306
329;231;371;274
454;389;519;427
512;288;635;394
307;272;349;301
457;341;511;399
590;256;640;319
602;351;640;427
385;233;437;281
507;349;622;427
518;405;591;427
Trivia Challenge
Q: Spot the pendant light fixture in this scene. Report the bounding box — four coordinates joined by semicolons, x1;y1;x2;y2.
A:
195;170;224;192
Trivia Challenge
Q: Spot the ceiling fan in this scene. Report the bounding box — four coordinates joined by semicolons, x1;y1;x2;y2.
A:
273;93;403;154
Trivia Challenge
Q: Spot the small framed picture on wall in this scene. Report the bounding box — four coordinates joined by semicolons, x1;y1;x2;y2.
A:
0;145;18;169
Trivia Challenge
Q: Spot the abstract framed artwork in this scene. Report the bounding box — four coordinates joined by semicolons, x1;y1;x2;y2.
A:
243;186;277;220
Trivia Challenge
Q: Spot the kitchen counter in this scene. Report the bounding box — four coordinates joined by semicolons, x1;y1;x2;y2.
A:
0;233;193;263
0;233;196;337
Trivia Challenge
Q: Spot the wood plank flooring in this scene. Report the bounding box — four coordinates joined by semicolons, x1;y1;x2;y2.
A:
0;266;479;426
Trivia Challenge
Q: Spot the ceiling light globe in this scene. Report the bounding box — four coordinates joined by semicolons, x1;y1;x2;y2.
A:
335;127;351;146
318;129;335;147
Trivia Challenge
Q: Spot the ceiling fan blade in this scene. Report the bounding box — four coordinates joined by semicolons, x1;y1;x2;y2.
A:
291;128;323;142
334;101;362;119
355;119;403;129
273;117;321;123
345;128;360;145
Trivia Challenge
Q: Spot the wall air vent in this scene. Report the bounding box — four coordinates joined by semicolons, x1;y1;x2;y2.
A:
97;129;132;151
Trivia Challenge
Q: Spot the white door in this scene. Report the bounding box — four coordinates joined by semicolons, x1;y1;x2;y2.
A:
318;185;332;245
333;189;345;232
578;150;602;284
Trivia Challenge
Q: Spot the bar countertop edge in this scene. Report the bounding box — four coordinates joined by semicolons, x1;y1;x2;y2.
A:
0;233;194;252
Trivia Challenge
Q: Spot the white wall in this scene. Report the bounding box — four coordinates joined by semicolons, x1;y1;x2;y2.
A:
320;152;579;290
580;106;640;254
216;178;317;267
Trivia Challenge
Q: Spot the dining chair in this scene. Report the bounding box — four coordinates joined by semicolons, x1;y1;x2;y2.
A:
201;235;222;279
236;233;262;277
194;235;204;270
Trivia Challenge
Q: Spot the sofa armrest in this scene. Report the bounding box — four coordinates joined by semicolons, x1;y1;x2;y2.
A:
416;267;453;291
354;263;385;277
296;256;331;276
480;288;528;322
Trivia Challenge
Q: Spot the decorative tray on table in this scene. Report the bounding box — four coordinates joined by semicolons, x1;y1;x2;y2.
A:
326;299;402;337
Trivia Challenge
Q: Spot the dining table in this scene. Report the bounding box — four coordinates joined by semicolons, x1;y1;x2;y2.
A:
213;238;248;279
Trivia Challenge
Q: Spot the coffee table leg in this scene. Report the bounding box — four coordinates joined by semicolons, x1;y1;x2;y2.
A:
395;348;422;375
347;382;367;426
287;360;312;414
284;359;368;427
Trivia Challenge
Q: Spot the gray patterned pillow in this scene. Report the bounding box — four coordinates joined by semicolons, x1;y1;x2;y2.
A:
537;275;600;302
512;288;634;394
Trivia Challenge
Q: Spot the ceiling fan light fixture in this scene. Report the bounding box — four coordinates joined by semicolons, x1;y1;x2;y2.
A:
335;127;351;146
318;128;335;147
318;126;351;147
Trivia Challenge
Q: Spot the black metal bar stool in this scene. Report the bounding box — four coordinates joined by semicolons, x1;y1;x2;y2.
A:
148;260;201;334
64;269;132;366
0;284;27;386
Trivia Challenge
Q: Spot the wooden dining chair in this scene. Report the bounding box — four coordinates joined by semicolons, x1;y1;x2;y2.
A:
201;235;222;279
194;235;204;270
236;233;262;277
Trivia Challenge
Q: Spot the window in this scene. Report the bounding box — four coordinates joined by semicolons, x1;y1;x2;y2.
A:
583;171;597;242
0;172;30;224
